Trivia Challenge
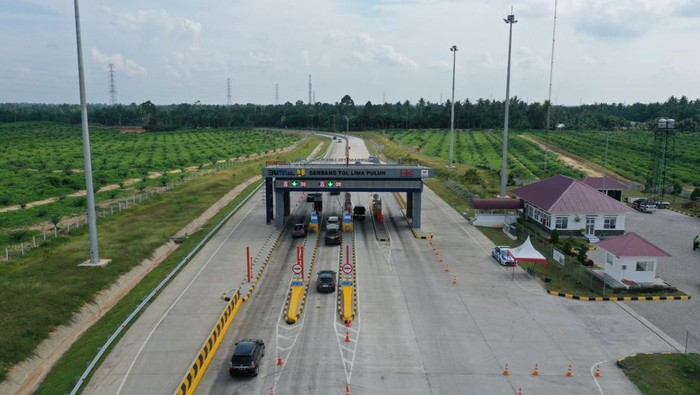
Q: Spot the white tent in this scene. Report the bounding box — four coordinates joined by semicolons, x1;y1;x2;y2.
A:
507;236;547;263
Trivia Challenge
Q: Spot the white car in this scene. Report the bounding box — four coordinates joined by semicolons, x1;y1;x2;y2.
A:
492;246;515;266
326;216;340;232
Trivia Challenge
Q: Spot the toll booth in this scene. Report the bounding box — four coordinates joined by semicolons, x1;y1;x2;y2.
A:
342;211;353;232
309;211;319;233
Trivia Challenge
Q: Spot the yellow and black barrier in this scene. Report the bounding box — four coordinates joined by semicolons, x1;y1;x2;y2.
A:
175;290;242;395
548;290;690;302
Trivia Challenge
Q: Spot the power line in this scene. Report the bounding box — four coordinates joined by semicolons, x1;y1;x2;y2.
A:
108;63;117;105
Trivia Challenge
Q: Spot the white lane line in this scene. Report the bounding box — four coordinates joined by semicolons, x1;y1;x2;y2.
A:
590;359;607;395
116;196;260;395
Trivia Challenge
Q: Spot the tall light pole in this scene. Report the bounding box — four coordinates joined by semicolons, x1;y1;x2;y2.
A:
544;0;558;174
73;0;102;265
500;9;517;197
449;45;458;168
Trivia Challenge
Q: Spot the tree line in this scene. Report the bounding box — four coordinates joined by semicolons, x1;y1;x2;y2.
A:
1;95;699;132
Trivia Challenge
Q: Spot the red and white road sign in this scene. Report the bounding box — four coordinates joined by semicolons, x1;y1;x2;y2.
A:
292;264;302;275
342;263;353;274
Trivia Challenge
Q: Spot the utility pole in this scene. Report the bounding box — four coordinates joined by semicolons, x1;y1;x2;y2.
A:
227;78;232;105
73;0;104;265
449;45;458;169
108;63;117;105
500;9;517;197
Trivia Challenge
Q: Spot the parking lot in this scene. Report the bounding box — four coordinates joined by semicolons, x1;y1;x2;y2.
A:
590;207;700;350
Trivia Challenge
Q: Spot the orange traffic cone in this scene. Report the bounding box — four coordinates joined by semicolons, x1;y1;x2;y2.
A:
594;364;601;378
277;353;283;366
345;319;351;327
503;363;510;376
345;384;351;395
565;363;573;377
452;275;457;284
345;331;351;343
270;387;275;395
517;388;523;395
532;363;539;376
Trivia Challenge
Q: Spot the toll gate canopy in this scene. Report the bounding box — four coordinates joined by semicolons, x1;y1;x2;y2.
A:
262;161;435;227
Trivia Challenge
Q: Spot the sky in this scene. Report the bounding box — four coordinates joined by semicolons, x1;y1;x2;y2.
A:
1;0;699;106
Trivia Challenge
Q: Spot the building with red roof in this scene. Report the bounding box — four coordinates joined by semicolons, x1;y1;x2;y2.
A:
511;175;634;241
596;232;671;284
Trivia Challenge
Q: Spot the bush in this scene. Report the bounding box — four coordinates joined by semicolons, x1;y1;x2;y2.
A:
577;245;588;264
550;229;560;245
691;187;700;201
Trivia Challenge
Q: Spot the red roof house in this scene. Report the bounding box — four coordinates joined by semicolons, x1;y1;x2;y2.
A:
511;175;633;240
581;176;628;201
596;232;671;284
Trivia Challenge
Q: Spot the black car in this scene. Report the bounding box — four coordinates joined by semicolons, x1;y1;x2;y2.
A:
306;193;318;203
316;270;337;292
229;339;265;377
291;223;307;238
325;229;342;246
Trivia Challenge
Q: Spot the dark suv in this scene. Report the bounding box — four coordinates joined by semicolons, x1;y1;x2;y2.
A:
316;270;337;292
229;339;265;377
291;223;307;238
325;229;342;246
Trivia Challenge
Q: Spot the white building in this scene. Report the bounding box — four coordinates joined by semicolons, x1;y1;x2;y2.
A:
596;232;671;284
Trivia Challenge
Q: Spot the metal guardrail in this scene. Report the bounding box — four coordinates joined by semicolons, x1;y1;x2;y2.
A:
69;181;263;395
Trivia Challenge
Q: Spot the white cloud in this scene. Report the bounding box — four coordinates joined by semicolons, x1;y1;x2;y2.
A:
91;47;147;77
249;52;277;64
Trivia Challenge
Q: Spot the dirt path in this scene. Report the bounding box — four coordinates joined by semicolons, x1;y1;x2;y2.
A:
521;134;635;184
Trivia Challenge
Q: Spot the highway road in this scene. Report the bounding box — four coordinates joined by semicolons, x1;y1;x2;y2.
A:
86;133;679;395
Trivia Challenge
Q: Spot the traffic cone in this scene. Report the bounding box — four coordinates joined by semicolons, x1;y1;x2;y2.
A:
594;364;601;378
345;331;351;342
532;363;539;376
277;353;283;366
345;383;351;395
345;319;352;327
503;363;510;376
270;387;274;395
445;264;450;272
452;275;457;284
517;388;522;395
565;363;573;377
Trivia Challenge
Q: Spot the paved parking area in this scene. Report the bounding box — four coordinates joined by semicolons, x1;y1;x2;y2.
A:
590;208;700;350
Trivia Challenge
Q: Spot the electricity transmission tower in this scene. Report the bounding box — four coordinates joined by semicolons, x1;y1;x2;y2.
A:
647;118;676;201
275;83;279;105
108;63;117;105
308;74;312;105
227;78;232;105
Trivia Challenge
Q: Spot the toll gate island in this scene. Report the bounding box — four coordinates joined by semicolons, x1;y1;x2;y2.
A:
262;161;435;228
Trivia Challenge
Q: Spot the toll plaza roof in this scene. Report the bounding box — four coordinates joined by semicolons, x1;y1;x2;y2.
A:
262;161;435;179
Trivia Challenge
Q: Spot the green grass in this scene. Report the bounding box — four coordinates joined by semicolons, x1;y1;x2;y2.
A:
620;353;700;395
0;135;324;387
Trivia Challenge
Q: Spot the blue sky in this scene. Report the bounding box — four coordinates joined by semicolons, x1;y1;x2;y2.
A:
1;0;698;106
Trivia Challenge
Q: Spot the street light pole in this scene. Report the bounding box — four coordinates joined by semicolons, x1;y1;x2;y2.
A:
73;0;101;264
449;45;458;168
500;9;517;197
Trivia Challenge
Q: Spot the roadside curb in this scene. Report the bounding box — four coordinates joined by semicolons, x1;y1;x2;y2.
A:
667;207;700;217
547;290;691;302
615;351;700;368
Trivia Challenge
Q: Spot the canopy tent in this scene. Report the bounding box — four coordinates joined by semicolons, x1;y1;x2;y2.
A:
507;236;547;263
507;236;549;278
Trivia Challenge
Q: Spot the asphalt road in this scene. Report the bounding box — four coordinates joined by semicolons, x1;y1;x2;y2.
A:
84;134;686;394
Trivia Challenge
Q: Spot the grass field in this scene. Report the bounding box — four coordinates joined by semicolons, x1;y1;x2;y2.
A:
620;353;700;395
0;132;322;387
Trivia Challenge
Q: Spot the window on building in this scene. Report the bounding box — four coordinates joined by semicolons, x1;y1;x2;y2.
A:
606;253;614;266
636;261;654;272
555;216;568;229
543;214;551;227
604;216;617;229
534;210;541;222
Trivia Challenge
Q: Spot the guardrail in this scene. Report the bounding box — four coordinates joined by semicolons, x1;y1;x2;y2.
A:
69;181;263;395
